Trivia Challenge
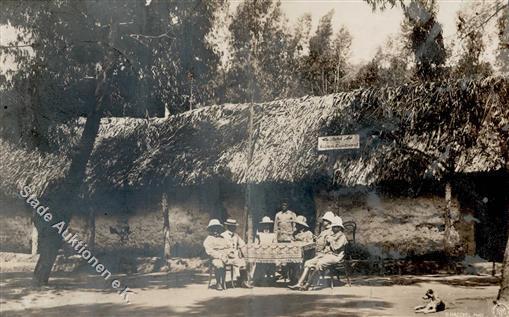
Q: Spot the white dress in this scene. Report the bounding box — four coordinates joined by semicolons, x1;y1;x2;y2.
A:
256;231;276;245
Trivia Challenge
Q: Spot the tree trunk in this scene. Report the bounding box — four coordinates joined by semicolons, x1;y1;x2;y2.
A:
498;237;509;304
162;192;171;262
86;208;96;251
32;50;112;287
33;220;62;285
497;195;509;304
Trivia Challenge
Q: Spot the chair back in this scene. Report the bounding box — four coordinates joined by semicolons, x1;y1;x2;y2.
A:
342;221;357;261
342;221;356;244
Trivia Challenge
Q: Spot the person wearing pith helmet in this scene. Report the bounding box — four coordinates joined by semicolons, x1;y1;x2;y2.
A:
293;215;314;243
315;210;336;257
221;218;253;288
289;216;348;291
203;219;229;291
321;211;336;227
286;215;315;284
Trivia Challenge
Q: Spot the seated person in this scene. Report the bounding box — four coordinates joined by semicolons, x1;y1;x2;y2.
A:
255;216;276;244
289;216;347;291
203;219;230;291
315;211;335;254
221;218;253;288
292;215;314;243
253;216;277;285
286;215;314;284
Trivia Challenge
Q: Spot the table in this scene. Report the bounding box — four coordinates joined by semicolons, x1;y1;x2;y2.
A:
245;242;315;265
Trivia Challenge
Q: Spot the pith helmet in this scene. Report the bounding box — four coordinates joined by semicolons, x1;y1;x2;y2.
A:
294;215;309;228
331;216;344;229
322;211;336;223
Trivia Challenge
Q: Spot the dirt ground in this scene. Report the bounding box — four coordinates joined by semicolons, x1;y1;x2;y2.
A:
0;270;502;317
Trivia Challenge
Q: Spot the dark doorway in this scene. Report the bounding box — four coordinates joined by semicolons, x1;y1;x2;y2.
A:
457;171;509;262
250;183;317;233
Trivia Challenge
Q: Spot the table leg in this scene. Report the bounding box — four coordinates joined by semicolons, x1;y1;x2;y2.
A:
249;262;256;282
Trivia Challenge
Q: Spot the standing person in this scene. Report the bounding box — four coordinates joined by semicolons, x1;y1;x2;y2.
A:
289;216;348;290
293;215;314;243
203;219;229;291
274;199;296;243
221;218;253;288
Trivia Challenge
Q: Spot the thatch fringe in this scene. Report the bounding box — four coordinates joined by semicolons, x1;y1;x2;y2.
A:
0;77;507;199
0;140;68;198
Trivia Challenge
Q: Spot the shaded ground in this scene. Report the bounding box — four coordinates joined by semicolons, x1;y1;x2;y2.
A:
0;271;501;317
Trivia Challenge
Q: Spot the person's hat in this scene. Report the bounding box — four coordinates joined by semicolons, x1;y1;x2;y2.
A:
224;218;238;226
259;216;274;224
321;211;336;223
330;216;344;229
207;219;223;229
294;215;309;228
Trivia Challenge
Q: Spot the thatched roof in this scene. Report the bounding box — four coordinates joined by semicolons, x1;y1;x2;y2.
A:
333;77;509;185
1;77;507;199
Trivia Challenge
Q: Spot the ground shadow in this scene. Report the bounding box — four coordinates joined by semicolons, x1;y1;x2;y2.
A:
182;293;392;317
0;303;179;317
0;271;207;304
123;271;208;290
1;294;393;317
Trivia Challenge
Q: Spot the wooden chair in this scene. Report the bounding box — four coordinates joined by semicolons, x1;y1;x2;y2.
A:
325;247;353;289
207;260;235;289
322;221;357;289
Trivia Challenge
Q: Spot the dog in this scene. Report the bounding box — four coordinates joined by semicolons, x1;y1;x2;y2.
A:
414;289;445;314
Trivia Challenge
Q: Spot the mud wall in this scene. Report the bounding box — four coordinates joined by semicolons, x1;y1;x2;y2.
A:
0;183;245;258
0;183;474;259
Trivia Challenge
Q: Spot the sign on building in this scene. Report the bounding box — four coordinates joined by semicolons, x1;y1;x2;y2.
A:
318;134;360;151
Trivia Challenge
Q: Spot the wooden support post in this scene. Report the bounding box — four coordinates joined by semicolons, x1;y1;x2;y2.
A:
31;221;39;255
244;185;253;243
162;192;171;262
314;215;322;236
243;101;254;243
86;208;95;251
444;181;453;260
243;27;257;244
